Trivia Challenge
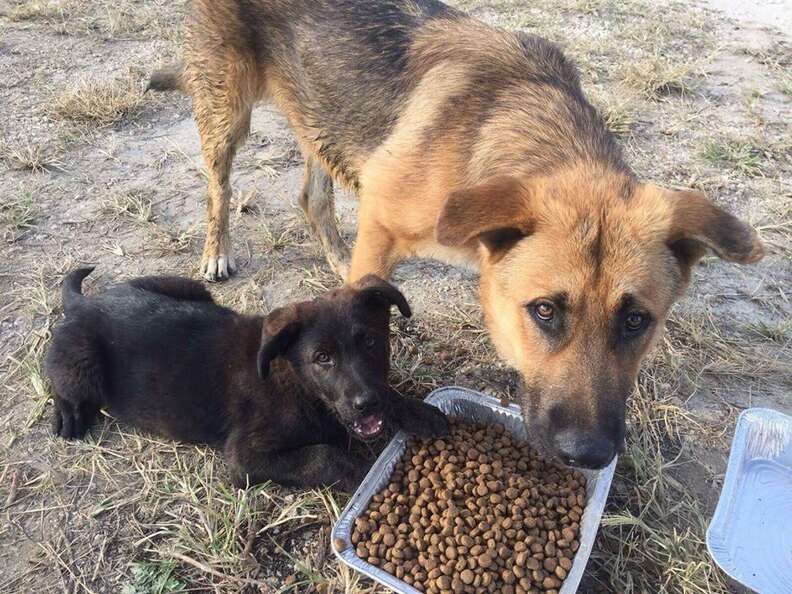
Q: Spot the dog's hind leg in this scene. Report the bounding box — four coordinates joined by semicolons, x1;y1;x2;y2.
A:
188;57;257;282
45;330;104;439
298;156;350;278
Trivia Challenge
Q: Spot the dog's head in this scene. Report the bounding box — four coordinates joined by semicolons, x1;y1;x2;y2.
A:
256;275;411;441
436;171;763;469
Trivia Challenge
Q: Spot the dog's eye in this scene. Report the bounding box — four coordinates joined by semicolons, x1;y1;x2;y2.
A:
314;351;333;366
364;336;376;348
533;301;555;323
625;312;648;333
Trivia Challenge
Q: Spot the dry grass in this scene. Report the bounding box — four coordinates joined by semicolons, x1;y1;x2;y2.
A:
754;191;792;258
102;190;155;224
49;73;144;127
3;269;61;436
598;393;727;593
2;0;791;592
153;224;202;255
6;0;182;39
0;141;64;173
0;189;39;244
619;55;698;98
740;44;792;98
6;0;72;22
777;69;792;96
589;88;638;136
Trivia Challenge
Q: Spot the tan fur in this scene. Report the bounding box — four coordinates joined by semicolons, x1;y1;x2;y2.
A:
155;0;763;463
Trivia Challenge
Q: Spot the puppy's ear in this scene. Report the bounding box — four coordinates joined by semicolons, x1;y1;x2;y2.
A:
435;176;534;258
257;305;301;379
657;186;764;273
354;275;412;318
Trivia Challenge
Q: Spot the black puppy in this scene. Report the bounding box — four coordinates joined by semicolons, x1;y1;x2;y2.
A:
45;269;448;491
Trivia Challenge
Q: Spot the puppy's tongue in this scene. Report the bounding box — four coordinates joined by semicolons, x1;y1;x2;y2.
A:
353;414;384;438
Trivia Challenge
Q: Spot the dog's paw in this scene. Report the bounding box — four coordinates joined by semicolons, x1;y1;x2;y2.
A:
413;404;451;438
339;457;370;493
201;252;235;282
396;400;450;439
326;246;351;280
52;402;88;440
331;257;350;282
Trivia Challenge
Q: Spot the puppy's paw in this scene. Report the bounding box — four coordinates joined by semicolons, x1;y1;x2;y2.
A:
52;407;66;437
339;456;370;493
52;402;88;440
201;251;235;282
396;400;450;439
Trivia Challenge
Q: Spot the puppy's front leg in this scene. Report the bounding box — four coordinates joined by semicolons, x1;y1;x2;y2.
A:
388;389;450;438
226;439;368;492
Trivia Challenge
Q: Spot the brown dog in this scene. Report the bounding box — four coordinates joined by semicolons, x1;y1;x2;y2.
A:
150;0;763;468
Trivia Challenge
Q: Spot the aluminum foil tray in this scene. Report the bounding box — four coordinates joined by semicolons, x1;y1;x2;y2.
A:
707;407;792;594
332;386;617;593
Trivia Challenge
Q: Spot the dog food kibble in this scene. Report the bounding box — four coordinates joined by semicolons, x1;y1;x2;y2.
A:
351;421;587;593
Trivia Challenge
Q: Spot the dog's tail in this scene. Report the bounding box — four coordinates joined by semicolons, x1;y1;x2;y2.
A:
147;63;186;93
62;267;95;313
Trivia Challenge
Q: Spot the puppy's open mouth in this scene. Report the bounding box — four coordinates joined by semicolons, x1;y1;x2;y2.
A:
351;414;384;439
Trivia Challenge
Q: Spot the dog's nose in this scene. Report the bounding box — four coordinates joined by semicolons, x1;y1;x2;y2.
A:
554;430;617;469
352;393;376;413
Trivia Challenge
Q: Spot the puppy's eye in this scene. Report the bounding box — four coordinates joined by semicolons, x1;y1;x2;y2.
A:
364;336;376;348
624;311;649;333
532;301;555;323
314;351;333;366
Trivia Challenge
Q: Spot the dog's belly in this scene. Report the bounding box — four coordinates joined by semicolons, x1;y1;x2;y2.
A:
411;240;479;270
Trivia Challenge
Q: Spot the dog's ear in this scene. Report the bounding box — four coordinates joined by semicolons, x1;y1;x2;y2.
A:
658;186;764;272
258;305;301;379
435;176;534;257
354;275;412;318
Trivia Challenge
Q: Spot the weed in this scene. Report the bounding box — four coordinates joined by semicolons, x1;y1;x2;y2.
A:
103;190;154;223
701;138;765;177
122;559;186;594
0;191;37;234
0;141;64;173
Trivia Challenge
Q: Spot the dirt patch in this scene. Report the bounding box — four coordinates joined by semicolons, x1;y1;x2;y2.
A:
1;0;790;593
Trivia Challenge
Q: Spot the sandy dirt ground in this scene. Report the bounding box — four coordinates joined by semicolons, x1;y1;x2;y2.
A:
1;0;790;592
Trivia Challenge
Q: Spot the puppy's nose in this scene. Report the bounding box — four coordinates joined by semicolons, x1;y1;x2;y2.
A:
352;393;376;413
554;430;617;469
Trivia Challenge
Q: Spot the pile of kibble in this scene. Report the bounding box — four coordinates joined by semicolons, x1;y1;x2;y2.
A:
349;421;587;594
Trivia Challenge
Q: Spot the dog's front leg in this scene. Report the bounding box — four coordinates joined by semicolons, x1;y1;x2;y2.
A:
387;389;450;438
192;78;253;281
347;203;402;282
226;439;368;492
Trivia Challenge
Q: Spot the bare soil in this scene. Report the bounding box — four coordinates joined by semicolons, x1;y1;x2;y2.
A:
1;1;790;593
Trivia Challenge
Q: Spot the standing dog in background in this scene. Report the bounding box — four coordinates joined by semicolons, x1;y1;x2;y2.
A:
150;0;764;469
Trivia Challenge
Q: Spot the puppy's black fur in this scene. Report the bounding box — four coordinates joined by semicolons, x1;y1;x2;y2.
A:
45;268;448;491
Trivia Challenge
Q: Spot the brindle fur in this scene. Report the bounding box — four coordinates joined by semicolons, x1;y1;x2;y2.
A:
151;0;763;468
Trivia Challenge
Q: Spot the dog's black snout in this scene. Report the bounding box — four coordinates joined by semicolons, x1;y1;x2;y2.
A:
554;430;617;470
352;393;377;413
